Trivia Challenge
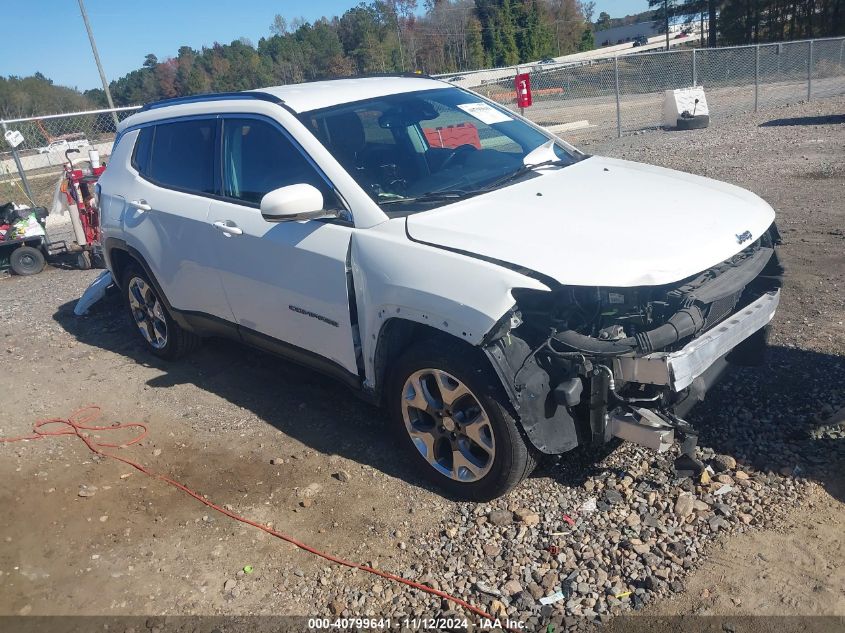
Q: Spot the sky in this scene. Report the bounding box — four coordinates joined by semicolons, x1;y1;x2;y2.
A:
4;0;649;91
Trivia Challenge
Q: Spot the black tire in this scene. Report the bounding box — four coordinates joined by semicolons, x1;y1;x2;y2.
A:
76;250;92;270
387;338;537;500
10;246;46;276
676;114;710;130
121;264;201;360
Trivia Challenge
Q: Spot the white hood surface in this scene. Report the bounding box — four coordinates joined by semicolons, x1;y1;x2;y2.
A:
405;156;776;287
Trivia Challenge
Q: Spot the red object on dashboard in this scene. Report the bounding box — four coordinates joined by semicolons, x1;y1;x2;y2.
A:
515;73;532;108
422;123;481;149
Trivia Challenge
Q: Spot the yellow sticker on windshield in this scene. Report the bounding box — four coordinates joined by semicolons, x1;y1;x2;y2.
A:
456;102;513;125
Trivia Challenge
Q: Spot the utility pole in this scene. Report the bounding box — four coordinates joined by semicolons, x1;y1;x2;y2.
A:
78;0;119;127
665;0;670;51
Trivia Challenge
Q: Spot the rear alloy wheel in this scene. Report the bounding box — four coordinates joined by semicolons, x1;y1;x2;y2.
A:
389;340;536;500
10;246;46;276
127;276;168;350
121;265;200;359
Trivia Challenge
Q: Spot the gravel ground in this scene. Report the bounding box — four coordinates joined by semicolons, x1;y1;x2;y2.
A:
1;97;843;630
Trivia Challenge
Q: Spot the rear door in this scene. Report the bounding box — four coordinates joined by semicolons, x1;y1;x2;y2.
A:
120;118;233;321
207;115;358;376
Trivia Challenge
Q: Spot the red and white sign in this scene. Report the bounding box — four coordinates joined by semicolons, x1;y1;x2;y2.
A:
515;73;532;108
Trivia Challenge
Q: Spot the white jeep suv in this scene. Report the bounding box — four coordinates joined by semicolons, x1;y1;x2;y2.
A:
98;76;782;500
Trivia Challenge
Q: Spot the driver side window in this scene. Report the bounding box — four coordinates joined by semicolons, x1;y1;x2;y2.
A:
221;118;339;208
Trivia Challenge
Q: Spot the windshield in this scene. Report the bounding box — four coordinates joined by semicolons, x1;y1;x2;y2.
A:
302;87;582;214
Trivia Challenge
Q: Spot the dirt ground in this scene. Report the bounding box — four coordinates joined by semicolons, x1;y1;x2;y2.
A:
1;96;843;630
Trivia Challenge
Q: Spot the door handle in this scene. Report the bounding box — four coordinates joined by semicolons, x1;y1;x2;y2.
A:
129;199;151;212
212;220;243;236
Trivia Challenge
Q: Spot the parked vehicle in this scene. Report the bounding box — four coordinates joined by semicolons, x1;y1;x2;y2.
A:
632;35;649;47
98;76;782;500
37;138;91;154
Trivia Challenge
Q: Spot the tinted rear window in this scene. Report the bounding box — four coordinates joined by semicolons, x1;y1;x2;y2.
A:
146;119;215;194
132;127;153;174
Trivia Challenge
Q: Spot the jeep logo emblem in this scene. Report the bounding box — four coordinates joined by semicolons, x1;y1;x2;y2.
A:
736;230;753;244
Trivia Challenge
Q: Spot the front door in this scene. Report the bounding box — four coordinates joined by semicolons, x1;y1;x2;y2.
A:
207;115;359;376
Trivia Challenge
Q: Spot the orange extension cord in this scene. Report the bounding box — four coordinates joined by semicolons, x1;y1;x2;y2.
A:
1;406;498;624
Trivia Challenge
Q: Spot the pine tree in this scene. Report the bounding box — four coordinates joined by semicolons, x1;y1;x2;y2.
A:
498;0;520;65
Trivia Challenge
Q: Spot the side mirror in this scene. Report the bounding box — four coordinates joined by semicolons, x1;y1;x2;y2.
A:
260;184;335;222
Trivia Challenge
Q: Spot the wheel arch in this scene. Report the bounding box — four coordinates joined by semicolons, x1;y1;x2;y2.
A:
372;315;582;456
103;238;191;331
106;244;133;290
371;317;492;405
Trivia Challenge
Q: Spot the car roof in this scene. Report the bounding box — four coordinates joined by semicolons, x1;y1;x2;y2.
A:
253;76;448;112
120;76;452;132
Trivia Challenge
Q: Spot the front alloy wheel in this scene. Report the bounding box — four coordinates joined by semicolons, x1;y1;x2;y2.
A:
402;369;495;483
389;340;536;500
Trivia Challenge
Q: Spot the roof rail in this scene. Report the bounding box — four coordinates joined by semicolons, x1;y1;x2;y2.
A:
140;91;282;112
352;71;433;80
293;71;434;83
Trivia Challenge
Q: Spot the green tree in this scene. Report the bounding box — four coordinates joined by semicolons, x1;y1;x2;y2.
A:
577;27;594;51
595;11;612;30
514;0;554;61
497;0;520;65
466;15;487;68
0;73;94;119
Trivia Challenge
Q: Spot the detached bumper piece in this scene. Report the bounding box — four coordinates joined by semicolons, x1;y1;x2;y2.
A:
607;406;705;477
606;407;674;453
615;289;780;392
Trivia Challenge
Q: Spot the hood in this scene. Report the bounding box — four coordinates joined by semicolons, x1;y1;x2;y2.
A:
405;156;776;287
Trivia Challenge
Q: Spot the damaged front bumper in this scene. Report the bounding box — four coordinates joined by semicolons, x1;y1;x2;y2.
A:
484;285;781;459
615;289;780;392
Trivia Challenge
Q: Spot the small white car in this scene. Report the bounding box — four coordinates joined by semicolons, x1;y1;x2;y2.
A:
37;138;91;154
98;76;782;499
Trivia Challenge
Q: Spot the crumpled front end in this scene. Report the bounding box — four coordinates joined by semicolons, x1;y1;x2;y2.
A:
483;223;784;462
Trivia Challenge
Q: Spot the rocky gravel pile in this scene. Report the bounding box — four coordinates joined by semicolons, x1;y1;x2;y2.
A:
299;361;843;630
368;397;838;630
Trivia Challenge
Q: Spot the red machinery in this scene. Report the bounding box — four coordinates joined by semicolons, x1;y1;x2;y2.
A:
60;147;105;268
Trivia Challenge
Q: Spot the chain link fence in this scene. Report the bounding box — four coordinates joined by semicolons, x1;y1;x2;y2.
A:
438;36;845;142
2;37;844;210
1;107;140;209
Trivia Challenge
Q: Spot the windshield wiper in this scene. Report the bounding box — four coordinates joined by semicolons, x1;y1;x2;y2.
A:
478;158;570;193
379;190;479;206
378;159;569;206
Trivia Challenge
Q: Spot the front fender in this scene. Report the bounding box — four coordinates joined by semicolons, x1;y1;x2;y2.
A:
350;220;548;390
